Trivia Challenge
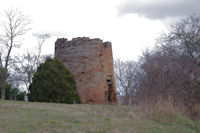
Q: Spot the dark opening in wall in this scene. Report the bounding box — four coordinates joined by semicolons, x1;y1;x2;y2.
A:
106;79;113;103
104;42;110;48
88;99;94;104
107;79;112;84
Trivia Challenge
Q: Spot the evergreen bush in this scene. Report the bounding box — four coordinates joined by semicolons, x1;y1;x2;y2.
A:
28;58;81;103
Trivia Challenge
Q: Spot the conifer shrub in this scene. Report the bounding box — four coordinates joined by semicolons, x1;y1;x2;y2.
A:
28;58;81;103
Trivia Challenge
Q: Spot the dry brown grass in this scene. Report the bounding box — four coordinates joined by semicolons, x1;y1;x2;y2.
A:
137;96;188;117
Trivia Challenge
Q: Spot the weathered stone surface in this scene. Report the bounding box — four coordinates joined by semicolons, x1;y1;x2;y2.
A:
55;37;117;104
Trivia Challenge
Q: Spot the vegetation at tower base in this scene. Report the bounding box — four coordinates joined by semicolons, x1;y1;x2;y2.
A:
28;58;81;103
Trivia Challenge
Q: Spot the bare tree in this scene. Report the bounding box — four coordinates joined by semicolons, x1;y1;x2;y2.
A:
137;48;200;116
12;52;53;91
33;33;50;67
12;52;37;90
0;8;31;99
10;33;51;92
158;14;200;62
114;59;142;105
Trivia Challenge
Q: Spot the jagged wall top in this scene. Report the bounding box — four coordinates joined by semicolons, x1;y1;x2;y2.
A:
55;37;111;48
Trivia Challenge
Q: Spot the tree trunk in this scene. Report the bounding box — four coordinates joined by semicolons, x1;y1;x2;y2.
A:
1;88;5;100
1;81;5;100
0;69;7;100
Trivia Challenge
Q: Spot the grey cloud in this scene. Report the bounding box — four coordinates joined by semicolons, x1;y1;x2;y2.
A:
118;0;200;19
35;30;67;37
49;31;67;37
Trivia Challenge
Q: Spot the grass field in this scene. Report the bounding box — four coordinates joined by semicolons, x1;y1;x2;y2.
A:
0;100;200;133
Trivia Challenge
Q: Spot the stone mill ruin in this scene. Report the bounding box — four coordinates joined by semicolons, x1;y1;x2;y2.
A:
55;37;117;104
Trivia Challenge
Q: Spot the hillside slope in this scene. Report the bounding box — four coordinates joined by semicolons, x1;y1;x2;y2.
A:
0;100;200;133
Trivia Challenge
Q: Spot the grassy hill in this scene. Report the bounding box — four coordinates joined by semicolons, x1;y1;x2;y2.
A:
0;100;200;133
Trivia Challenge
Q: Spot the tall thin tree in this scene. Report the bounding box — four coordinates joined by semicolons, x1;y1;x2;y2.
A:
0;8;31;99
33;33;50;67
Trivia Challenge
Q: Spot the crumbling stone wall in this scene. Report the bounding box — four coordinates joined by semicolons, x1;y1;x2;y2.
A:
55;37;117;104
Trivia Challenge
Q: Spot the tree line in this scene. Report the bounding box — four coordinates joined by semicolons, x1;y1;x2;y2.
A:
115;14;200;119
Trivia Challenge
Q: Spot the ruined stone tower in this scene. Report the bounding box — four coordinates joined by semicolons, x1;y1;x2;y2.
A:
55;37;117;104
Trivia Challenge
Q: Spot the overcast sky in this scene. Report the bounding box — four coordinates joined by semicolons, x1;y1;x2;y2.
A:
0;0;198;61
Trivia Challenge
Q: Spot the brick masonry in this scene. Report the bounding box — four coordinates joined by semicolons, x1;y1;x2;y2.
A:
55;37;117;104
